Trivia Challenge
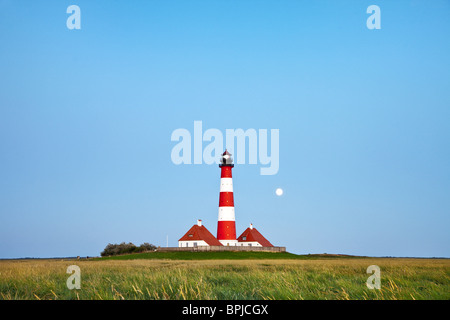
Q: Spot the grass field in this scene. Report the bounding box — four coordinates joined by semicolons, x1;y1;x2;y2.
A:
0;252;449;300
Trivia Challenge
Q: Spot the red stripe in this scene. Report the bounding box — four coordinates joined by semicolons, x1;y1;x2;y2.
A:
219;192;234;207
220;166;233;178
217;220;237;240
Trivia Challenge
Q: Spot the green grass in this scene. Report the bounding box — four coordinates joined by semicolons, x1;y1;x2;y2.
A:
1;257;449;300
98;251;304;260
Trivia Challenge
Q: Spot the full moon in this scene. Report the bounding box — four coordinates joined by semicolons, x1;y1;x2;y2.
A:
275;188;283;196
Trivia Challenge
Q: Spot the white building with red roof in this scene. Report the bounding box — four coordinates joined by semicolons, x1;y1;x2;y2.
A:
236;224;273;247
178;220;223;248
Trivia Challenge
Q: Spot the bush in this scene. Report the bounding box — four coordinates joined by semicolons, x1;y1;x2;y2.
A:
100;242;156;257
137;242;157;252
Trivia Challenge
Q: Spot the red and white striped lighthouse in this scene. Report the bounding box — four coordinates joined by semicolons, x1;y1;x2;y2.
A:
217;150;238;246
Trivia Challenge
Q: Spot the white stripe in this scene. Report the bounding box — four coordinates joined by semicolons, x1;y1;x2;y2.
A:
178;240;209;247
218;206;235;221
219;240;238;246
220;178;233;192
237;241;262;247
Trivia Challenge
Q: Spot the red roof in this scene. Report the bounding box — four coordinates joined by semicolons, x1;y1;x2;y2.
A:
179;225;223;246
237;227;274;247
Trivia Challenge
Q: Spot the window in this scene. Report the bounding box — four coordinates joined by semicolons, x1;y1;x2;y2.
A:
242;236;246;240
249;243;252;247
188;234;193;237
194;242;198;247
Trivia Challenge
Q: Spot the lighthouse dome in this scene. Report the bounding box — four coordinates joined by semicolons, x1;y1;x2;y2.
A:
220;150;234;167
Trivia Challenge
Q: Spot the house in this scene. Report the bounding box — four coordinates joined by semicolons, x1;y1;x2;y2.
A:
178;220;223;247
237;224;273;247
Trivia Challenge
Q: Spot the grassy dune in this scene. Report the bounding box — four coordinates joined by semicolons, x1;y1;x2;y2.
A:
0;256;449;300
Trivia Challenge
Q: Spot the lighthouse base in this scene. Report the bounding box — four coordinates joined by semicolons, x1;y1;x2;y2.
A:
218;239;239;246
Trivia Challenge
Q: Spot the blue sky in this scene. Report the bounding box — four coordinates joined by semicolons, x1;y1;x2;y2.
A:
0;0;449;258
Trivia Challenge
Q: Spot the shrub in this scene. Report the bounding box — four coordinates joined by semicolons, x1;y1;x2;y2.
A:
100;242;156;257
137;242;157;252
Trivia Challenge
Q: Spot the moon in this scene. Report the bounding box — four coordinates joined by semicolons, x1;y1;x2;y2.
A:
275;188;283;196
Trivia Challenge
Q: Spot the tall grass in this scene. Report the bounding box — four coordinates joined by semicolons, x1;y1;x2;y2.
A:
0;258;448;300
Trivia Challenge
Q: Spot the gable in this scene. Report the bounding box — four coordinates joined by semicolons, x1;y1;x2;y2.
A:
179;225;223;246
237;227;273;247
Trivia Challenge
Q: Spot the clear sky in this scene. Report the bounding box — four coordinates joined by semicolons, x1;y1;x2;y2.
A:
0;0;449;258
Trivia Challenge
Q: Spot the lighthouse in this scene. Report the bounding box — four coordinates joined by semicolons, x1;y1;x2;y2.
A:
217;150;238;246
177;149;280;250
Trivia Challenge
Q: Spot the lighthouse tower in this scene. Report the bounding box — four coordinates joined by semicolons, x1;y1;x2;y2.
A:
217;150;238;246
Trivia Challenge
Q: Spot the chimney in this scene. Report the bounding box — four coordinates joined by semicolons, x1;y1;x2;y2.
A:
250;223;253;230
197;219;202;227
